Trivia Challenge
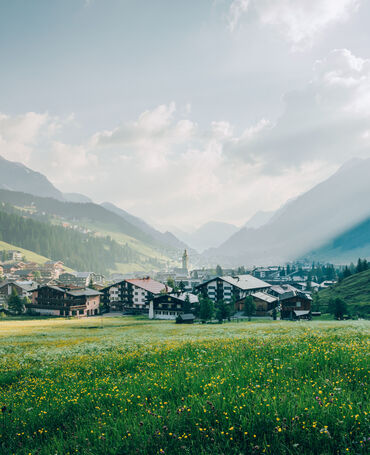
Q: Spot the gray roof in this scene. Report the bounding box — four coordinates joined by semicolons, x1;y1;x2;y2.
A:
179;313;196;320
220;275;271;291
294;310;311;316
251;292;277;303
68;288;101;297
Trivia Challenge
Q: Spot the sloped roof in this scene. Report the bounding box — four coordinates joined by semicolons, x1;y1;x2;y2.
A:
251;292;277;303
68;288;101;297
270;284;300;294
125;278;168;294
294;310;310;316
178;313;196;320
153;292;198;304
221;275;271;291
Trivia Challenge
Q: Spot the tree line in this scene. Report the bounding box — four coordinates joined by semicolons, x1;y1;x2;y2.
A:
0;209;140;274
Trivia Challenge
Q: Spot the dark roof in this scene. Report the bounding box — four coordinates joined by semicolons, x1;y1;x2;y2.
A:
178;313;196;320
153;292;198;304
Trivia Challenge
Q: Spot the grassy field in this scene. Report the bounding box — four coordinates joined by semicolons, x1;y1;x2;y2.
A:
0;318;368;455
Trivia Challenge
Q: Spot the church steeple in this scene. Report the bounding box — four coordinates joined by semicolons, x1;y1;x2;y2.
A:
182;249;188;272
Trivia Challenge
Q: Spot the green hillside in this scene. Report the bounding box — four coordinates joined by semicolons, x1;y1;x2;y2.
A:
318;268;370;316
0;209;142;275
0;240;51;265
0;189;181;272
0;240;75;272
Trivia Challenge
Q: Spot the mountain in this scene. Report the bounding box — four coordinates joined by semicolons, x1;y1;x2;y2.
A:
318;268;370;317
175;221;239;252
244;210;275;229
204;158;370;266
0;156;189;266
304;217;370;263
0;208;140;274
63;193;93;203
0;155;64;200
101;202;189;251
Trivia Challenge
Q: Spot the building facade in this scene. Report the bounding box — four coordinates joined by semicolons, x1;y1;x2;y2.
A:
28;285;101;316
102;277;170;313
196;275;271;303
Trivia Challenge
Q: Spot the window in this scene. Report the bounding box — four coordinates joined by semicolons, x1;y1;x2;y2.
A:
296;302;301;308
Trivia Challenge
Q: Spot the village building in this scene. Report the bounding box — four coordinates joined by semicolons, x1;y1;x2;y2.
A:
196;274;271;303
235;291;278;316
58;272;98;287
149;292;198;320
102;277;170;313
0;280;37;300
28;285;101;317
279;290;312;320
4;250;24;262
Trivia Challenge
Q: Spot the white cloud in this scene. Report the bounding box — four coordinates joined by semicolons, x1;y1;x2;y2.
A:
229;0;361;49
226;49;370;170
1;48;369;229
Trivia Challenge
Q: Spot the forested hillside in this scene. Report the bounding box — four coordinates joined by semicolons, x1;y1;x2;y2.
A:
0;209;141;274
318;268;370;317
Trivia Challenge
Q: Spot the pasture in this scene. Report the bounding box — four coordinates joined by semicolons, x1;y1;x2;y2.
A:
0;318;368;454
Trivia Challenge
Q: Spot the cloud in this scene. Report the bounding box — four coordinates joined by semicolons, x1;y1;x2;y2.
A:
229;0;361;49
226;49;370;171
1;49;369;229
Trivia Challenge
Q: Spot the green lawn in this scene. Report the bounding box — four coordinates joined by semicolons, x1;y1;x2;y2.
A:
0;318;368;454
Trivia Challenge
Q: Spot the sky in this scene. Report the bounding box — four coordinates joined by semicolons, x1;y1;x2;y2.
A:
0;0;370;231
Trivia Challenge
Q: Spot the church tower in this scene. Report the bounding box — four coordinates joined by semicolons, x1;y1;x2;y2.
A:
182;249;189;273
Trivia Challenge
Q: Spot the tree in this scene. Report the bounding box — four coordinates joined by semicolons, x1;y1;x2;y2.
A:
199;296;214;323
215;265;223;276
33;270;41;281
272;307;277;320
329;297;347;320
312;292;321;312
183;294;191;313
178;281;186;293
7;289;24;315
243;295;255;321
215;299;230;323
167;277;176;290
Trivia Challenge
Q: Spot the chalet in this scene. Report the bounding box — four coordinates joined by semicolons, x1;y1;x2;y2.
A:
102;277;170;313
149;292;198;320
5;250;23;262
0;280;36;299
1;263;21;276
58;272;94;287
279;290;312;320
28;285;101;317
196;275;271;303
252;267;281;281
176;313;196;324
236;291;278;316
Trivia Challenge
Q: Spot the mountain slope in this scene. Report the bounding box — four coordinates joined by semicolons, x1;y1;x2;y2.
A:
0;155;64;200
304;217;370;263
101;202;188;251
0;208;141;274
204;158;370;266
244;211;275;229
175;221;239;252
318;269;370;316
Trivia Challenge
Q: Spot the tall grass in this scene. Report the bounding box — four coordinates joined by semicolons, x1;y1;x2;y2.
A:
0;319;368;454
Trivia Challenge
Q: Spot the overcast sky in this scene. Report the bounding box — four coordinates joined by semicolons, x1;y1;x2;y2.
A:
1;0;370;231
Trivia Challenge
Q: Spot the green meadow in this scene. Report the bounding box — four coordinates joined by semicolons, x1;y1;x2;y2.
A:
0;318;368;455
